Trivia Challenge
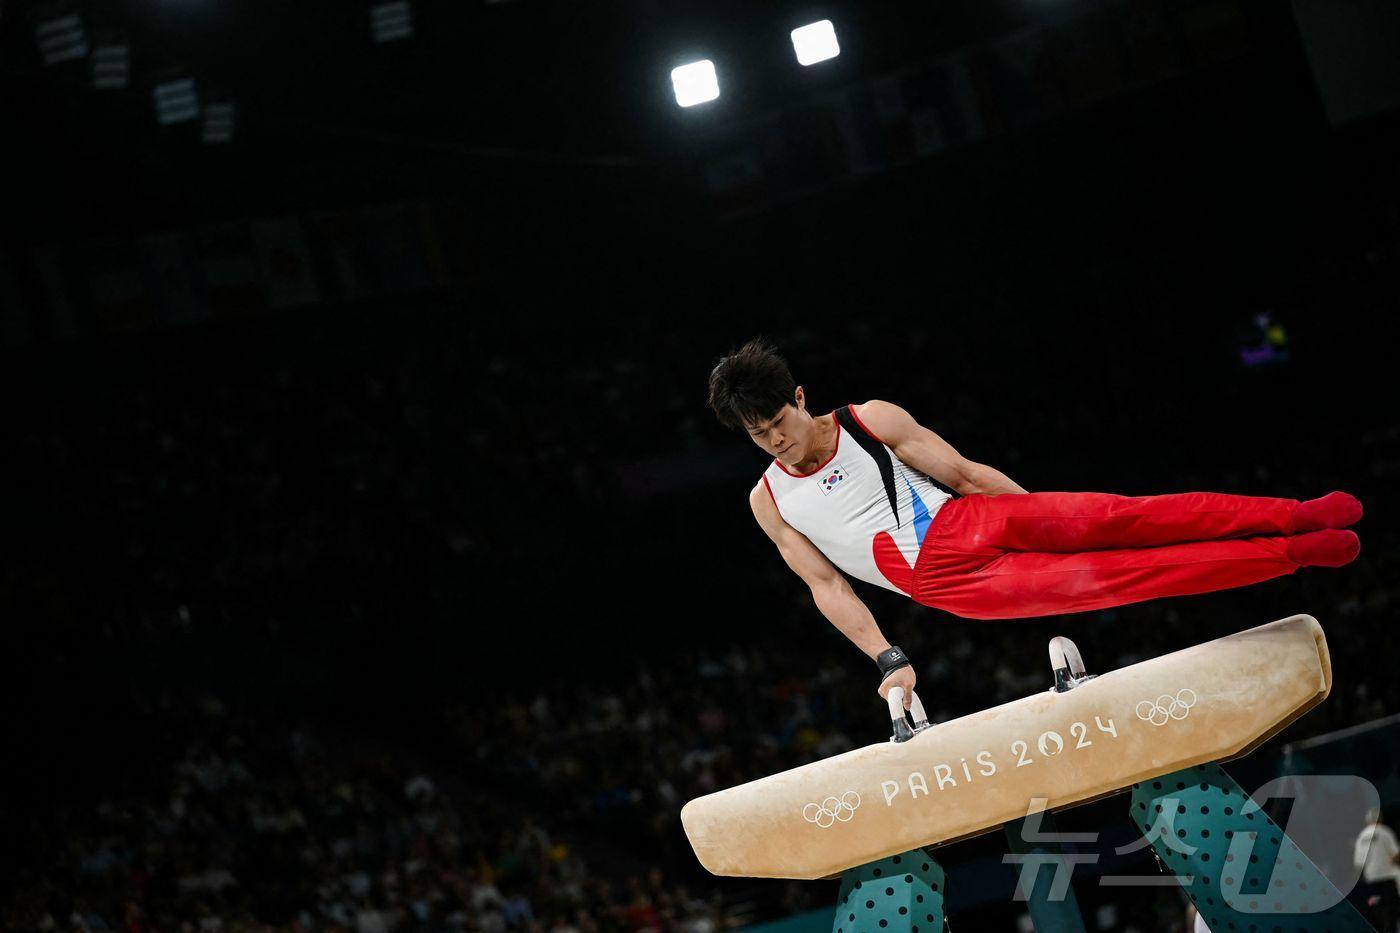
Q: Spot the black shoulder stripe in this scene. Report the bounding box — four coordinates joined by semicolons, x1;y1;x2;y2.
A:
835;405;901;528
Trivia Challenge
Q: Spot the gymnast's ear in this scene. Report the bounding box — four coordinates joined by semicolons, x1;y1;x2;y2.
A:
793;385;806;412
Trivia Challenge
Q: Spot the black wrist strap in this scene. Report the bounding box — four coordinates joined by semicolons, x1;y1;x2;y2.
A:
876;646;911;678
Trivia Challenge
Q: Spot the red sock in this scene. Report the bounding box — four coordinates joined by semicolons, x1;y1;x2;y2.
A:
1293;491;1363;532
1286;530;1360;568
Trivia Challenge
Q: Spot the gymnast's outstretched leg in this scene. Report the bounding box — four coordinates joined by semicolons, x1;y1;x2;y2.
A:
927;490;1362;554
914;530;1360;620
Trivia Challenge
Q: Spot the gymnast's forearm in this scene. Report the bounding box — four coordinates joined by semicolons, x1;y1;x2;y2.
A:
961;461;1028;496
810;578;891;661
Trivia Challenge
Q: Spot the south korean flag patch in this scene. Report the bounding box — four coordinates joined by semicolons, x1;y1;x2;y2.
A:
819;464;848;496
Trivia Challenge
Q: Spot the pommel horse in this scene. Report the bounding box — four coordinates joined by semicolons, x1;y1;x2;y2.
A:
681;615;1373;931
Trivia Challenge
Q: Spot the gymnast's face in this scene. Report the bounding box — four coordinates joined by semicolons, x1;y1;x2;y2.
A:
742;387;813;465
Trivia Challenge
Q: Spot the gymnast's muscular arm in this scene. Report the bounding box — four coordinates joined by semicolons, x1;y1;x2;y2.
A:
750;482;916;705
852;400;1027;496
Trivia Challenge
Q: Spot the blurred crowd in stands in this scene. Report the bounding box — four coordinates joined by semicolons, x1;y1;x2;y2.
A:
5;215;1400;931
8;690;733;933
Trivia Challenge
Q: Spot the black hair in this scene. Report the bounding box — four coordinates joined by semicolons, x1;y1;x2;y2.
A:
706;337;798;432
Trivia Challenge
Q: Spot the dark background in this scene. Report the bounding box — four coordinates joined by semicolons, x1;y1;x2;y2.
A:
4;0;1400;929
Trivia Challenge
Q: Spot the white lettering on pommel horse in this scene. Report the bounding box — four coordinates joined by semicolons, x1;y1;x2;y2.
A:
879;715;1122;806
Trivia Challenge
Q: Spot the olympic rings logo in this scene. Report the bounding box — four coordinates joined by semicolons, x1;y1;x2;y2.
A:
1135;689;1197;726
802;791;861;828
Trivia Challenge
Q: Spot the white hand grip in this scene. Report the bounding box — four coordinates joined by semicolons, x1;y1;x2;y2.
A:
886;685;907;721
908;691;928;724
886;687;931;742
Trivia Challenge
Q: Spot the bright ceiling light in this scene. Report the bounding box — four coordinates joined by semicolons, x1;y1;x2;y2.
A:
671;59;719;108
791;20;839;66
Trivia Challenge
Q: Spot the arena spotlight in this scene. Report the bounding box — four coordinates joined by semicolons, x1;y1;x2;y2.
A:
671;60;719;108
35;13;88;65
152;77;200;125
790;20;839;66
91;44;130;89
369;1;414;43
202;102;235;143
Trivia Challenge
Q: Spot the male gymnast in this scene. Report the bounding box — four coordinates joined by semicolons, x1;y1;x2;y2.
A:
706;338;1362;707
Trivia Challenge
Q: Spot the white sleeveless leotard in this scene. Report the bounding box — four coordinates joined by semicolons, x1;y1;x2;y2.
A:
761;405;955;595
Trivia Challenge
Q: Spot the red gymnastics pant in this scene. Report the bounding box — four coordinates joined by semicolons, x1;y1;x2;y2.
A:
910;491;1303;620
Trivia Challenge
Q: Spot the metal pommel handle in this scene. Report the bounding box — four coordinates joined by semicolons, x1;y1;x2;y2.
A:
886;687;931;743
